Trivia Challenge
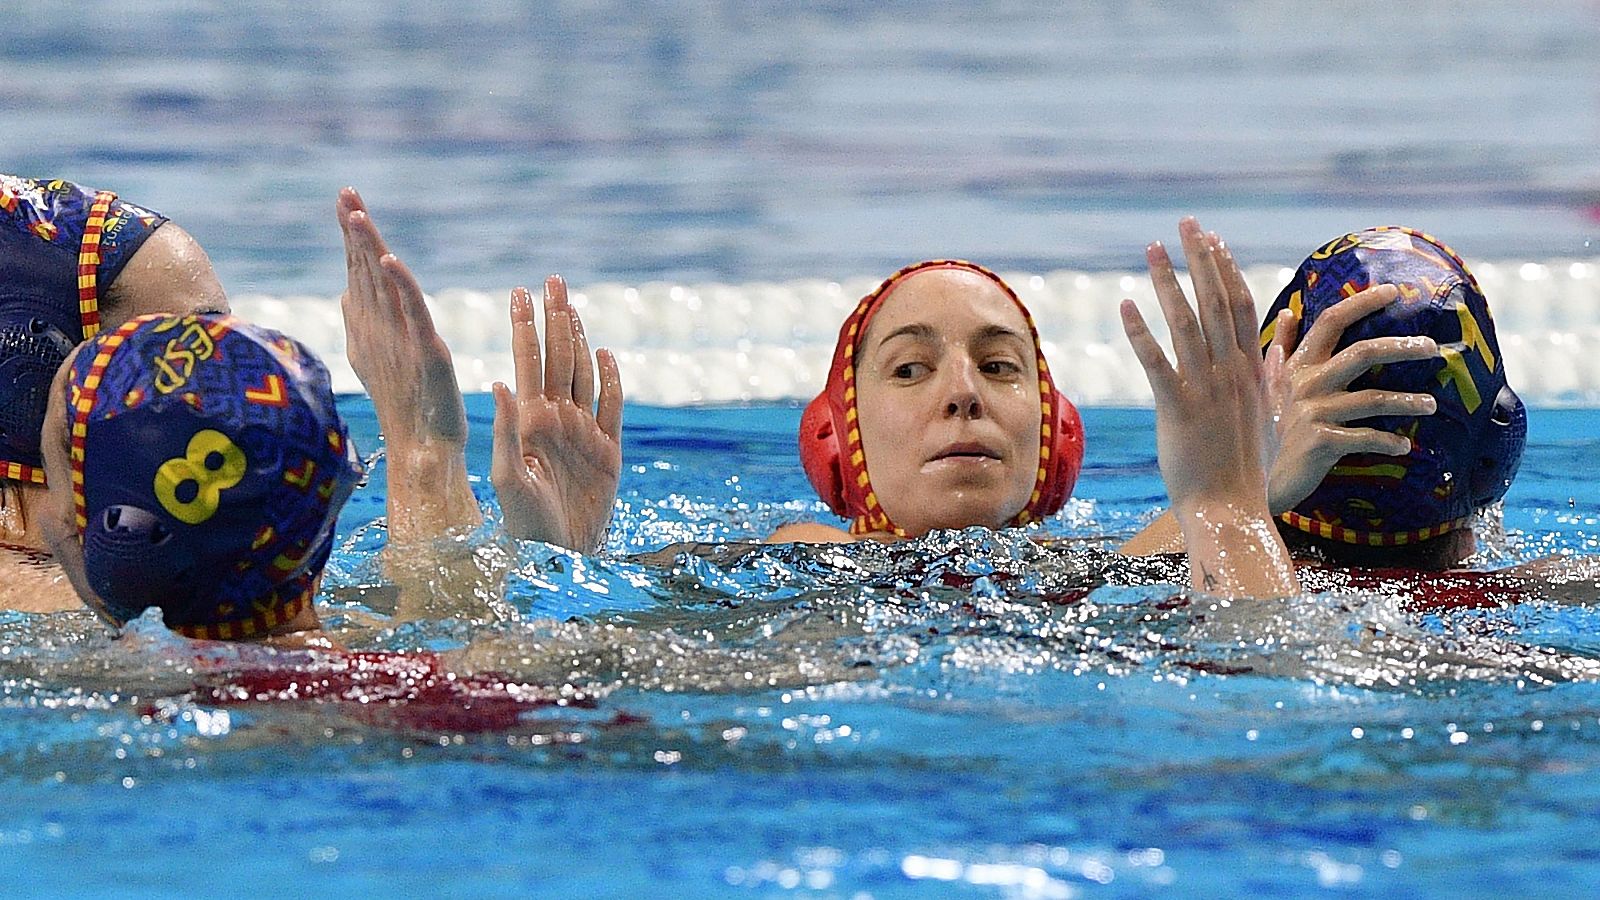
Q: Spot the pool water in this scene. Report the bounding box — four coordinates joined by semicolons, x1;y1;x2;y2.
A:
5;0;1600;894
5;400;1600;897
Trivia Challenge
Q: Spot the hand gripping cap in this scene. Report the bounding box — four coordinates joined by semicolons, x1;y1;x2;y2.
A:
1259;227;1525;546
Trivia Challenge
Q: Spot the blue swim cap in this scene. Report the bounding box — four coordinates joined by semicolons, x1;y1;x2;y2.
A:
2;176;168;484
1260;227;1526;546
67;313;363;639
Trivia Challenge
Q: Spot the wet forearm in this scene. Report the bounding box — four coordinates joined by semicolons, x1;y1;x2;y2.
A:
1173;498;1299;599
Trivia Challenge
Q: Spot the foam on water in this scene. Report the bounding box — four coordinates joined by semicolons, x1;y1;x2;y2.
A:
235;256;1600;406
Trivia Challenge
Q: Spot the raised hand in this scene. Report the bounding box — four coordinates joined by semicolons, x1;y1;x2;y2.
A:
1120;218;1298;598
490;276;623;552
337;187;480;543
1261;286;1440;514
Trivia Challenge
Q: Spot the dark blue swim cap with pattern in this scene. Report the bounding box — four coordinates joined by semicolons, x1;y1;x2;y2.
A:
68;313;363;639
2;175;168;484
1260;226;1526;547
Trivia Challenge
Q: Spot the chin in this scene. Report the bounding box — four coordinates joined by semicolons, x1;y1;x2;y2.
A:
903;496;1019;534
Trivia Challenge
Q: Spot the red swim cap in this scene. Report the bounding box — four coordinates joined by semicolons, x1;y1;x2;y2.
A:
799;260;1084;536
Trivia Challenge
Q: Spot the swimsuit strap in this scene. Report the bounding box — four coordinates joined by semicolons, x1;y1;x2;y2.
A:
76;190;115;338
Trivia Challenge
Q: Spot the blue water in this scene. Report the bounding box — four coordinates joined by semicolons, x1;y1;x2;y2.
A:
3;402;1600;897
3;2;1596;296
6;1;1600;896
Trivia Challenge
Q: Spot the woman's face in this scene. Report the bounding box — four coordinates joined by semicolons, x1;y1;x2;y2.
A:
854;268;1042;536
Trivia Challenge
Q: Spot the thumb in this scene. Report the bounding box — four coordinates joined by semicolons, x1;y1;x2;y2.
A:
489;382;524;488
1263;342;1291;422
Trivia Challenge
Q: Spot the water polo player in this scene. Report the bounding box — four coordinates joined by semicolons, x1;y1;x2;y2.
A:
1123;226;1525;571
36;313;363;643
2;174;227;606
776;259;1086;542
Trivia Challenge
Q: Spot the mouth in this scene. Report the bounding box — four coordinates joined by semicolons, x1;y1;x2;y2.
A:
927;442;1003;464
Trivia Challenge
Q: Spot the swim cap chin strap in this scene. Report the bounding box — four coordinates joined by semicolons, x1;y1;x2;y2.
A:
800;259;1084;536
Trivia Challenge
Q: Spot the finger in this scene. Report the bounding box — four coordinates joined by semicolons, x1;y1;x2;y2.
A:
337;189;359;272
1305;334;1441;394
492;381;546;541
571;298;596;411
381;252;435;341
1308;423;1415;459
543;275;576;402
340;207;370;285
345;211;395;308
342;197;393;271
341;211;390;337
336;186;367;229
595;348;623;442
1120;298;1178;399
1294;284;1400;365
1264;341;1290;420
509;286;543;402
1214;237;1259;358
1178;217;1230;360
1271;421;1417;514
397;269;458;397
489;382;526;489
1268;308;1299;362
336;187;364;240
1146;241;1207;376
1313;388;1438;425
338;185;367;213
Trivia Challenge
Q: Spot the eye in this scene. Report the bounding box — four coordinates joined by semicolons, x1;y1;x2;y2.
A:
980;358;1023;377
891;361;930;380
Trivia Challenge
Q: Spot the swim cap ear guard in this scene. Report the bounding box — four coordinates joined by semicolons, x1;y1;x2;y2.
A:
0;298;77;481
68;313;363;639
1260;227;1526;546
799;259;1085;536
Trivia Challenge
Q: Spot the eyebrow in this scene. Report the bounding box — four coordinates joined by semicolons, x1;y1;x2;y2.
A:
972;324;1030;347
874;323;936;350
874;322;1030;352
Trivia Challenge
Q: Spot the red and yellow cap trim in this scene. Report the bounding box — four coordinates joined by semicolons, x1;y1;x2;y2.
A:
68;317;147;531
173;582;314;641
1278;510;1472;547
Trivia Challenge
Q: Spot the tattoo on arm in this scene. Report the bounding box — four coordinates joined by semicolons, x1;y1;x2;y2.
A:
1201;565;1217;592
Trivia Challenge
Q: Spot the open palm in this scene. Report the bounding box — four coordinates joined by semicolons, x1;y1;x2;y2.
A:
337;187;479;543
491;276;623;552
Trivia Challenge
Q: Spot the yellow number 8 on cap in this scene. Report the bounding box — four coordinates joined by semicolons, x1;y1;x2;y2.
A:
154;430;247;525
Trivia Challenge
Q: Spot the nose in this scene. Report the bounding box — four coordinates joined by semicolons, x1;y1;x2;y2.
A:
943;361;984;420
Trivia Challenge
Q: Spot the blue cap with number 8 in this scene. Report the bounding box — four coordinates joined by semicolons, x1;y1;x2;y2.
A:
68;313;363;639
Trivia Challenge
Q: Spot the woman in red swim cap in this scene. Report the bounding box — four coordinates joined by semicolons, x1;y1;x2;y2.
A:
780;221;1299;599
778;259;1085;542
